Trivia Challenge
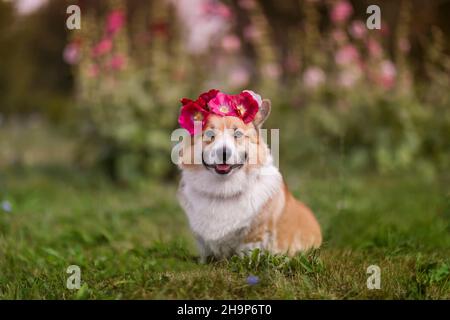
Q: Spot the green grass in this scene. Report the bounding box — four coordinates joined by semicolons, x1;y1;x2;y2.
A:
0;120;449;299
1;163;449;299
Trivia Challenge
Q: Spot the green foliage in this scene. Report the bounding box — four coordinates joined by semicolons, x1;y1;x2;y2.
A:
78;68;181;182
301;95;450;174
63;0;450;182
407;256;450;299
74;5;191;182
0;1;73;119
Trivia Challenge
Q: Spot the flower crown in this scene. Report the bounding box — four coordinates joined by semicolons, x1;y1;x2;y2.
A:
178;89;262;135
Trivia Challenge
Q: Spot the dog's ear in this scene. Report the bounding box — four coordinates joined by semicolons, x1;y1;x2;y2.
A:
253;99;271;128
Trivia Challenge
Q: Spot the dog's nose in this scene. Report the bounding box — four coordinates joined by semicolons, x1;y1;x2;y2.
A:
217;146;232;163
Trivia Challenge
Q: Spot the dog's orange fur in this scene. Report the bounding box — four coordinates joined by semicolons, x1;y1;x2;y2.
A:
244;183;322;254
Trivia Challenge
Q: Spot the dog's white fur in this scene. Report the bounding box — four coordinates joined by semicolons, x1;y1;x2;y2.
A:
178;153;282;260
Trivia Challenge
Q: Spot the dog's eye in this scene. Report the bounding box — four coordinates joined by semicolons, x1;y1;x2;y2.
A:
234;130;244;138
204;130;215;139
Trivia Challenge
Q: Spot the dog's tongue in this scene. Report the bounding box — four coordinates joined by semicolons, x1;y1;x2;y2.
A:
216;164;231;171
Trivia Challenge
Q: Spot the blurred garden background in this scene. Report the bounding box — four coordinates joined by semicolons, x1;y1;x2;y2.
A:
0;0;449;299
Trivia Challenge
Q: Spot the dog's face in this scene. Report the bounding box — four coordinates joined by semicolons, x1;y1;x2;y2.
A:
201;115;259;175
179;99;271;178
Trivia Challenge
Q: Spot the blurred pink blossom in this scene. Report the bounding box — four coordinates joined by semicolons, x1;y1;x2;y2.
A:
106;10;125;36
349;20;366;39
398;38;411;53
380;22;390;36
367;38;383;58
87;64;100;78
202;1;231;19
174;0;230;54
92;38;113;57
173;67;187;81
378;60;396;89
243;25;261;41
303;66;325;88
331;29;347;44
135;31;152;44
330;1;353;23
262;63;281;79
228;67;250;87
238;0;256;10
335;44;359;65
338;72;355;88
285;54;301;73
15;0;48;15
63;42;80;65
151;22;169;38
338;66;362;88
109;54;126;71
221;34;241;52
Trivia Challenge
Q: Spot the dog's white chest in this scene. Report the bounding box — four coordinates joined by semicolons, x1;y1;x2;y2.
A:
178;166;282;256
182;187;259;242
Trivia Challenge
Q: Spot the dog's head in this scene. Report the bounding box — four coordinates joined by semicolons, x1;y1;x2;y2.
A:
178;98;272;178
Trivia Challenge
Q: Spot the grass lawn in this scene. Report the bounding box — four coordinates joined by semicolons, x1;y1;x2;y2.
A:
1;162;449;299
0;122;449;299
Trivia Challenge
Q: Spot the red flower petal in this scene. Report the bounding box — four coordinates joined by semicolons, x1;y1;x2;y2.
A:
180;98;194;105
233;91;259;123
208;92;238;116
178;101;210;135
199;89;219;103
178;89;260;134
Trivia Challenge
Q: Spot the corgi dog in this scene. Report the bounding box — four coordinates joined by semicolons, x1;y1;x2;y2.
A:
176;90;321;262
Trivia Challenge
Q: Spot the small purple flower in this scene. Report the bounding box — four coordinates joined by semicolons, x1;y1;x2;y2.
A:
1;201;12;213
246;275;259;285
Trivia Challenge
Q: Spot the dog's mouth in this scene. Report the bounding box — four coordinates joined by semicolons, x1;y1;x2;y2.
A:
214;164;233;175
202;157;243;175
